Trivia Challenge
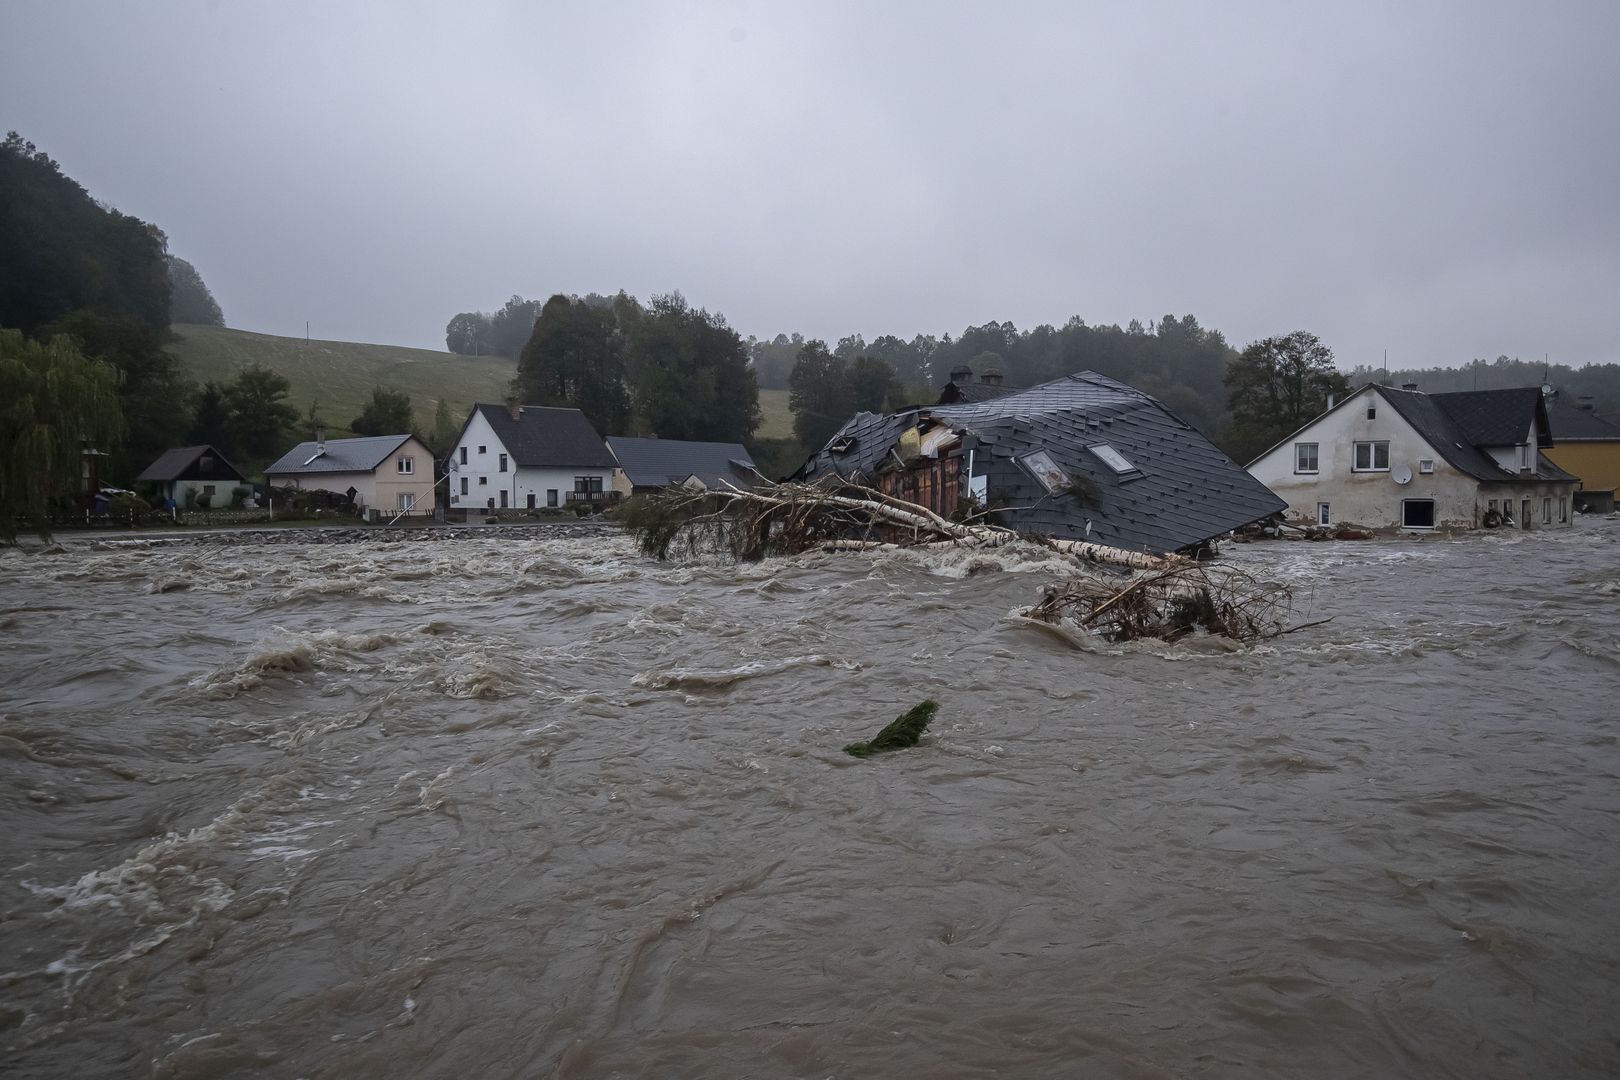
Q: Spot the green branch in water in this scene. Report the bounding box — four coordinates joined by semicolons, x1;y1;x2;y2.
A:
844;700;938;758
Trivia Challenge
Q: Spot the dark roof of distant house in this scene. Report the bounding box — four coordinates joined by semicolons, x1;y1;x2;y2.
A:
135;445;245;483
937;379;1025;404
798;371;1286;555
1428;387;1549;446
605;436;757;489
473;404;616;469
1378;386;1565;484
266;434;414;476
1547;397;1620;441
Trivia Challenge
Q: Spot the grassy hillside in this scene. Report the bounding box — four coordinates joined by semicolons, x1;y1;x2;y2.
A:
170;324;797;453
169;324;517;438
757;388;792;440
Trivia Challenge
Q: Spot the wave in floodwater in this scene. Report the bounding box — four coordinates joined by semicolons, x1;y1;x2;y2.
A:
2;522;1619;1078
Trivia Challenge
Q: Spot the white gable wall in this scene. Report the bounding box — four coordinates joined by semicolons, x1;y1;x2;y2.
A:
1248;387;1481;528
448;408;616;513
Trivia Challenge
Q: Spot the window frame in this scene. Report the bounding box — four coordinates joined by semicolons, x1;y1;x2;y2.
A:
1418;458;1435;474
1401;498;1436;529
459;446;468;465
397;492;416;511
1294;442;1319;474
1317;501;1330;526
1352;440;1390;472
498;453;508;473
460;477;468;496
397;456;414;474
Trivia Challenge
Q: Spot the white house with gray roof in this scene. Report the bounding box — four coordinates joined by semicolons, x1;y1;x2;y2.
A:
448;401;620;514
1247;384;1577;531
265;432;437;513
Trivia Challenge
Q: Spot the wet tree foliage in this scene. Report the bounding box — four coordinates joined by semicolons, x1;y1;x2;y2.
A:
844;700;938;758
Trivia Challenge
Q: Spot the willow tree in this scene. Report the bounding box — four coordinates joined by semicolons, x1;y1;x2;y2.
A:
0;330;124;543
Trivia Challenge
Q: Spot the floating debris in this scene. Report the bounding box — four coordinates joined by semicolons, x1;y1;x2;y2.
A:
844;700;939;758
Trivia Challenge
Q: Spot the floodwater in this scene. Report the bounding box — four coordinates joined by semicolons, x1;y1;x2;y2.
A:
2;520;1618;1079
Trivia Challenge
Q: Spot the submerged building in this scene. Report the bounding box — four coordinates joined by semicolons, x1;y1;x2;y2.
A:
795;370;1285;556
1246;383;1578;531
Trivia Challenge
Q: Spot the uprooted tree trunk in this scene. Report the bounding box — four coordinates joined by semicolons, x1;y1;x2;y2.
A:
617;478;1312;644
617;477;1172;570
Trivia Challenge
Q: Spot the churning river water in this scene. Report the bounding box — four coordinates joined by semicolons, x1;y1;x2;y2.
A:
2;520;1618;1079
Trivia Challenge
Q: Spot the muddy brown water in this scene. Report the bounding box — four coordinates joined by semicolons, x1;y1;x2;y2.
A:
2;521;1618;1078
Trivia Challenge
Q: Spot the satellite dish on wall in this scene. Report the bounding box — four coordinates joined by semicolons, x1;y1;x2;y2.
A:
1392;464;1413;485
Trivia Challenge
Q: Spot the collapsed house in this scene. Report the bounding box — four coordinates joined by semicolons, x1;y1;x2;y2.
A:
794;370;1286;556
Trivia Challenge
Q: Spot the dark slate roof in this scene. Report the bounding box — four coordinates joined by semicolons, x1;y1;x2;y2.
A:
266;435;412;476
1379;387;1569;484
606;436;758;489
1428;387;1548;447
1547;398;1620;441
474;404;616;469
1536;453;1579;482
797;371;1286;555
136;445;244;482
1377;389;1511;483
937;380;1024;404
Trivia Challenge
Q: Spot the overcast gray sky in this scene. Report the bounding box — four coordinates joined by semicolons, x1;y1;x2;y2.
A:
5;0;1617;369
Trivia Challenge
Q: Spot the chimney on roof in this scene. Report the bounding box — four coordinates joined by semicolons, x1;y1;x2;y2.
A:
1401;382;1418;392
316;425;325;453
949;365;973;385
980;368;1003;386
505;397;521;421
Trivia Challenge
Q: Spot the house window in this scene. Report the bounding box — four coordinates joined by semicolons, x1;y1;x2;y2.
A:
547;489;558;507
478;445;487;455
1542;497;1552;524
398;492;416;511
574;475;604;494
1402;499;1435;529
1087;443;1137;475
499;453;508;473
203;484;216;497
527;493;536;509
487;497;494;509
1559;498;1568;523
397;456;414;474
1520;445;1531;471
1418;459;1435;474
1294;443;1319;474
1317;502;1330;526
1019;450;1072;495
478;476;487;486
1487;499;1497;514
500;490;508;508
460;447;468;465
1352;441;1390;471
460;477;468;496
1366;406;1377;420
1521;499;1531;527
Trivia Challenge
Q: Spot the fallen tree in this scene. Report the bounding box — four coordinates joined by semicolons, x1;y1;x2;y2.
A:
618;478;1310;644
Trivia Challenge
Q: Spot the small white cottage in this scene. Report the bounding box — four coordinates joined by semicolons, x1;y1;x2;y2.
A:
1247;383;1577;531
448;401;620;514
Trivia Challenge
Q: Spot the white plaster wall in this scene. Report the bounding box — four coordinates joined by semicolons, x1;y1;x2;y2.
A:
1248;387;1480;528
448;410;616;512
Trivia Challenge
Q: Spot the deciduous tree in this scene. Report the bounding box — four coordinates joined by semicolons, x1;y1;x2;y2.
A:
350;386;416;436
1223;331;1348;462
0;330;124;542
226;364;299;458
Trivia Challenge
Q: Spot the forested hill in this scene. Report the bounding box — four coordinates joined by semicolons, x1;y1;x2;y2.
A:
748;315;1239;438
168;324;517;437
1346;356;1620;413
